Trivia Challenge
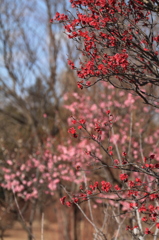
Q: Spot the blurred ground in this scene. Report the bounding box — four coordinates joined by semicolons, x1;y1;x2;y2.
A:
4;221;58;240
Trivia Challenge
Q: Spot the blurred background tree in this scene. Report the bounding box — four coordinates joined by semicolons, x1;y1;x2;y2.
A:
0;0;79;155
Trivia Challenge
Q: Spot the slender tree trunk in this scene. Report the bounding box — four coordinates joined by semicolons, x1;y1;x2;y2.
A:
73;205;79;240
1;230;4;240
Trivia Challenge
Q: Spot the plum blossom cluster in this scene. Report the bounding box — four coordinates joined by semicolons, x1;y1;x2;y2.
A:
67;109;114;144
52;0;159;108
60;180;111;207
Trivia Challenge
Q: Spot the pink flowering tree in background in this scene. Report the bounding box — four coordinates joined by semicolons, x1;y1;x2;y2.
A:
0;124;103;239
50;0;159;239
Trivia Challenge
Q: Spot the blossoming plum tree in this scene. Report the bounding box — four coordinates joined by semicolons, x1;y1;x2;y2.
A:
62;85;159;239
51;0;159;239
2;0;159;239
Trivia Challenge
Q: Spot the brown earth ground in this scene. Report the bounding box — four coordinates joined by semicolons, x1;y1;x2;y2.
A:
4;221;58;240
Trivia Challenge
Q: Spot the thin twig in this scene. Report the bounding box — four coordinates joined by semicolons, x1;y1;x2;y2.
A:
12;185;36;240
